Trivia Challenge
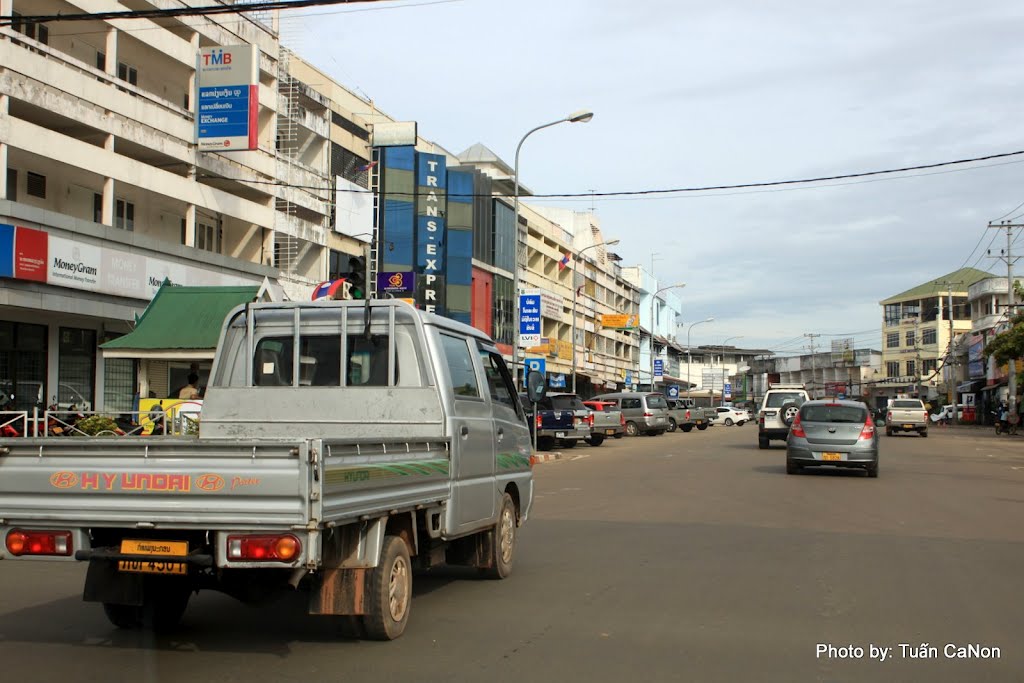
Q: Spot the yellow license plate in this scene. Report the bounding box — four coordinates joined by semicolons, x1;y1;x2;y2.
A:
696;420;703;424
822;452;842;461
118;539;188;575
903;424;914;429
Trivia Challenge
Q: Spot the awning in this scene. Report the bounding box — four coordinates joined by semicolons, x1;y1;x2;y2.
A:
980;381;1008;392
101;283;263;360
957;379;985;393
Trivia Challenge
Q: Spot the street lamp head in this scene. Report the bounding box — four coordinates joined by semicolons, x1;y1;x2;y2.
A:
604;239;621;247
568;110;595;123
705;317;715;322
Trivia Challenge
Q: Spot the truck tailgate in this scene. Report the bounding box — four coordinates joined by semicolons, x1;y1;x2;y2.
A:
0;438;310;529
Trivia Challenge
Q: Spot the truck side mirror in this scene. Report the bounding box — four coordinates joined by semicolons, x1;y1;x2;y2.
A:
526;370;546;404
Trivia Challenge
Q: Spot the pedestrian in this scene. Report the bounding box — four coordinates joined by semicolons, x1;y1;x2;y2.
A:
179;373;201;400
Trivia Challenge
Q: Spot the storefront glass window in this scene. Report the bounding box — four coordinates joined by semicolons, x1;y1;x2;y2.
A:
0;321;48;411
58;327;96;410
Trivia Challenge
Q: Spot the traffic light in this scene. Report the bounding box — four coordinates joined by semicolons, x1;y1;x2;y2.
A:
343;254;367;299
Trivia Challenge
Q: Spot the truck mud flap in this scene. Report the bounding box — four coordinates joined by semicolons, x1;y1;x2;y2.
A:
83;560;144;606
309;567;367;615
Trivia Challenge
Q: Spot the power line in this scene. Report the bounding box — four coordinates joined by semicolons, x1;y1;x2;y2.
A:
201;147;1024;200
0;0;389;27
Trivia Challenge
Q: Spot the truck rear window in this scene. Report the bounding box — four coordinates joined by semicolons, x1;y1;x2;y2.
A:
254;334;394;387
550;395;585;410
765;392;804;408
891;400;923;409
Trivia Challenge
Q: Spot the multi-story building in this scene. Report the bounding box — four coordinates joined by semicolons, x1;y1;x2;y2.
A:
877;267;992;403
958;274;1024;418
0;2;336;411
751;349;883;406
620;266;683;391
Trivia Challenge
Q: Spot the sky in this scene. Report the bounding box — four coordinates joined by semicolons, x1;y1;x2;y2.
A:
295;0;1024;355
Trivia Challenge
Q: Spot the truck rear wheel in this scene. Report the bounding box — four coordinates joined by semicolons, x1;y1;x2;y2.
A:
537;436;555;451
142;588;190;633
363;535;412;640
586;434;605;446
681;425;693;433
103;603;141;629
697;424;708;431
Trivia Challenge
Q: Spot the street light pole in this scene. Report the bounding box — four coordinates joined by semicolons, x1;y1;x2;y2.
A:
512;110;594;390
686;317;714;398
572;239;619;395
648;282;686;392
718;335;744;407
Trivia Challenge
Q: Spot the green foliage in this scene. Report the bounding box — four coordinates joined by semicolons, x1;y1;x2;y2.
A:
74;415;119;436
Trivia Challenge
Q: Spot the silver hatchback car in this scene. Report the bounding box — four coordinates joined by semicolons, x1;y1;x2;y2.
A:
785;400;879;477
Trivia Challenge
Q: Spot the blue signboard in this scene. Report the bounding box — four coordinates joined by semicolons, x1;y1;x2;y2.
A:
525;358;546;377
654;359;664;379
196;45;258;151
667;385;679;398
0;224;14;278
625;371;632;386
519;293;541;346
724;382;732;398
549;373;566;389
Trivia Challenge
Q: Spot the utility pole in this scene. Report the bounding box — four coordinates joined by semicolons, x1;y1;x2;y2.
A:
933;280;962;424
804;333;820;398
988;221;1023;425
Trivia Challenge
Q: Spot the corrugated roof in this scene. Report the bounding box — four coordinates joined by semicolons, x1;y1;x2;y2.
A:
101;284;260;351
880;267;996;304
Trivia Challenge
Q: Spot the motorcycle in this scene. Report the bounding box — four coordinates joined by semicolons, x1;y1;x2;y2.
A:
993;410;1018;436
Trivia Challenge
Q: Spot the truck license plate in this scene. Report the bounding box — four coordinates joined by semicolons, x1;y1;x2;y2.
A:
902;424;913;429
555;432;566;438
696;420;703;425
822;452;842;461
118;539;188;575
605;429;616;435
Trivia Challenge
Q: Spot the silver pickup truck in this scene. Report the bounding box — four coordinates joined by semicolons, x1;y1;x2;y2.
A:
885;398;928;437
0;300;537;640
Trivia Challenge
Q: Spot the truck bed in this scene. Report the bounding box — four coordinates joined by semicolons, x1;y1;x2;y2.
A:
0;436;451;531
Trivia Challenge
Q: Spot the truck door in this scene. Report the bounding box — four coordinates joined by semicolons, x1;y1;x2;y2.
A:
437;333;496;529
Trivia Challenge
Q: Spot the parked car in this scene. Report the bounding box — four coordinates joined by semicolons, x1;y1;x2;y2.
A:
785;399;879;477
590;392;669;436
520;392;592;450
710;406;751;426
583;399;625;444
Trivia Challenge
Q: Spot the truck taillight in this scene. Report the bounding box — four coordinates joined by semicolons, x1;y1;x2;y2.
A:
226;534;301;562
6;529;72;556
790;413;806;438
535;413;542;429
586;413;594;427
886;411;893;422
620;413;626;426
685;409;691;420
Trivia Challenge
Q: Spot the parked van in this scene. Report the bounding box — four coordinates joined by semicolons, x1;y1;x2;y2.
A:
590;392;669;436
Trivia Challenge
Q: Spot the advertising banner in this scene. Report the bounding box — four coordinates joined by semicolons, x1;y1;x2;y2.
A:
377;271;415;296
196;45;258;152
14;226;47;282
601;313;639;330
654;359;664;380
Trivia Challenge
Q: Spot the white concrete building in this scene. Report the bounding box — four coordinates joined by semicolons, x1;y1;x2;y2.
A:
0;2;330;411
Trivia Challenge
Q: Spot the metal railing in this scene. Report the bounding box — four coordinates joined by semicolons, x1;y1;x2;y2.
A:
0;409;199;438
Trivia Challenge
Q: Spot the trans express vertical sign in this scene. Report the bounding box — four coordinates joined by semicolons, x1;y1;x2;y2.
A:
196;45;258;152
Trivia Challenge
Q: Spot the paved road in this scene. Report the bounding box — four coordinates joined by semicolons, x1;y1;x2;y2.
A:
0;425;1021;682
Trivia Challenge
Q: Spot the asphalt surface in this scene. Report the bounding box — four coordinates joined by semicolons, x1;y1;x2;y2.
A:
0;424;1021;682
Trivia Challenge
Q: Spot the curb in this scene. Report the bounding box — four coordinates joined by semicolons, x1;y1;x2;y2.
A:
530;452;566;466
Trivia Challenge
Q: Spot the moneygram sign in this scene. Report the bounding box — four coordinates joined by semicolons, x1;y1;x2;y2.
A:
196;45;258;152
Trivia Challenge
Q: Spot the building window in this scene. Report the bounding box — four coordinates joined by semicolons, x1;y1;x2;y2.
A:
884;304;900;326
58;328;96;411
0;321;47;412
26;172;46;199
115;200;134;231
905;330;915;347
118;62;138;86
492;274;514;347
12;12;49;44
906;360;916;377
5;169;15;201
492;201;515;273
886;332;899;348
921;328;937;345
196;219;220;253
922;358;937;375
886;361;899;377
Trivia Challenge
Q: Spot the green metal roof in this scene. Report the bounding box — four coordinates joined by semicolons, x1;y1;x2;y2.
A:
101;283;260;351
880;267;996;304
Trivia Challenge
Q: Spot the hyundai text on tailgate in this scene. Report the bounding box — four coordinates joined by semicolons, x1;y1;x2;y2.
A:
0;300;534;640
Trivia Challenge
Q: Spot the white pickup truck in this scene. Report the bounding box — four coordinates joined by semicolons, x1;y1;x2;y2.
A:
885;398;929;437
0;300;538;640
